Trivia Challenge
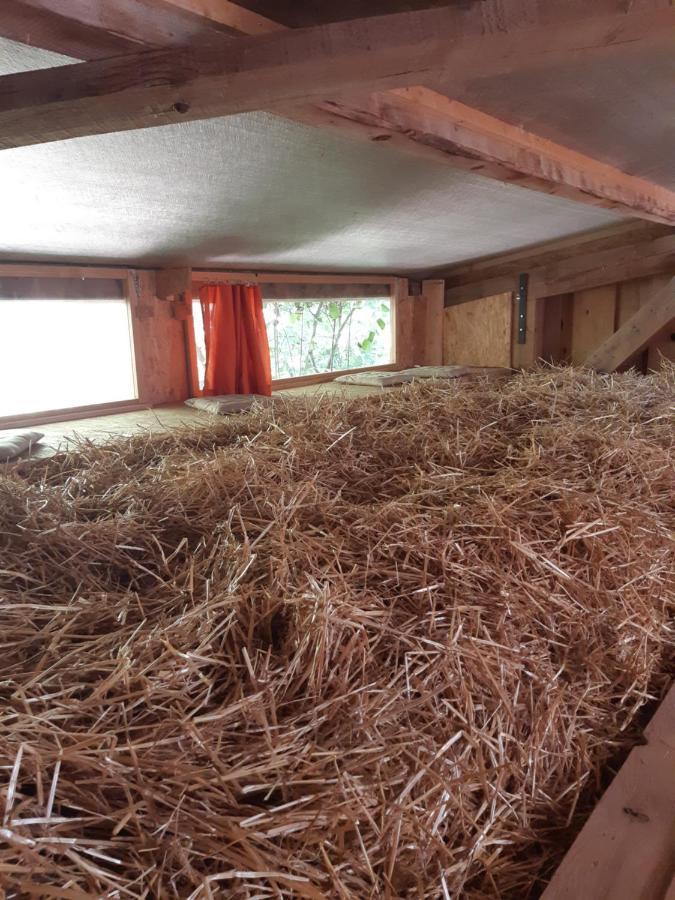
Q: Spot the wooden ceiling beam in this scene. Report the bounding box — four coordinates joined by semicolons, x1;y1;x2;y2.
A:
0;0;257;59
0;3;674;152
536;234;675;296
444;230;675;304
441;222;670;285
161;0;284;37
0;0;144;58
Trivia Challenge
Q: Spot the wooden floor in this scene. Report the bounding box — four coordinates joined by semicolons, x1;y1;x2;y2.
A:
2;382;383;460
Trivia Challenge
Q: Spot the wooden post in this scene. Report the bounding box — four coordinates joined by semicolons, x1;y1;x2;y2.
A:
127;269;191;404
392;277;413;368
418;279;444;366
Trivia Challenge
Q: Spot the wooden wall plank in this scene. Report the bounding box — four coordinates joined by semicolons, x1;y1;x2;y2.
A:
617;275;675;370
647;327;675;370
393;278;413;368
541;294;574;363
585;276;675;372
616;280;649;371
443;292;512;368
616;280;643;327
637;275;675;370
570;285;617;365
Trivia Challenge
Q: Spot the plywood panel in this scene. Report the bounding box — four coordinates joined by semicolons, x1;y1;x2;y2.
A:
443;292;512;368
570;285;617;365
616;280;648;372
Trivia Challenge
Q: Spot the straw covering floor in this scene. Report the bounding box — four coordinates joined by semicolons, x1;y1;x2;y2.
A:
1;367;673;898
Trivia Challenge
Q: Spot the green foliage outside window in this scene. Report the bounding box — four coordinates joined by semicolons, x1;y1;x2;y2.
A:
264;298;391;379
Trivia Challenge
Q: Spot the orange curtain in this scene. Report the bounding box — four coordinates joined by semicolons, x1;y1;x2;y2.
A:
199;283;272;396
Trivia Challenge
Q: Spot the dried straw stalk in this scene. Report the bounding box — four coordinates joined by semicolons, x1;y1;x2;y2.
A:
0;366;673;898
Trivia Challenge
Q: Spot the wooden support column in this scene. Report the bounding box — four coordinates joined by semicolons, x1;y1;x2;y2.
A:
414;279;444;366
393;277;413;368
127;269;190;404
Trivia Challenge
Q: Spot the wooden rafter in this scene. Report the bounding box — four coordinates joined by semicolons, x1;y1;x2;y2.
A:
441;223;668;285
0;0;144;58
0;2;674;167
584;277;675;371
160;0;284;36
0;0;265;57
443;226;675;305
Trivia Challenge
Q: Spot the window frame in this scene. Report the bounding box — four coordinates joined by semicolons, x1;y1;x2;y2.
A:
189;271;407;395
0;263;142;430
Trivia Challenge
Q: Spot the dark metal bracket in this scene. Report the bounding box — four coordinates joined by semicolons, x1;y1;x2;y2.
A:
516;273;529;344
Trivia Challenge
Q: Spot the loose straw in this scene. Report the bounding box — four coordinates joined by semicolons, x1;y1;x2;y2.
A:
0;364;673;897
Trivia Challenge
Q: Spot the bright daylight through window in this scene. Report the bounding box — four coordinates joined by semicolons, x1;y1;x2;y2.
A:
0;291;137;419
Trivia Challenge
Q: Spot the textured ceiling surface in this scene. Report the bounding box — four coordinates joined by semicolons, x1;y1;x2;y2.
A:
0;37;620;274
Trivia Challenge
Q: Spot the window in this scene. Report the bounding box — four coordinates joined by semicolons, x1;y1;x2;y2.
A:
264;298;392;380
191;294;392;388
0;277;137;420
192;298;207;391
